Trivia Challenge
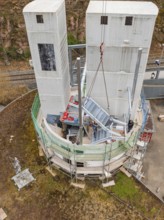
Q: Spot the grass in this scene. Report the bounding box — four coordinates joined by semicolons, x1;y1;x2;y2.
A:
112;172;140;202
104;172;163;218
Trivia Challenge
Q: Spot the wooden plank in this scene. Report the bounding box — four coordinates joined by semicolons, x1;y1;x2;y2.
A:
76;167;103;174
71;182;85;189
106;156;126;172
38;145;44;156
76;157;127;175
46;166;56;177
120;166;132;178
102;180;115;188
51;156;71;173
51;155;127;176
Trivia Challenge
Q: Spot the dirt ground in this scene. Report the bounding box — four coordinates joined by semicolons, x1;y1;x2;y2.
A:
142;99;164;202
0;60;30;72
0;91;164;220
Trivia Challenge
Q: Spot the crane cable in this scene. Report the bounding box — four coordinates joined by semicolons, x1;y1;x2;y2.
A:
87;0;110;112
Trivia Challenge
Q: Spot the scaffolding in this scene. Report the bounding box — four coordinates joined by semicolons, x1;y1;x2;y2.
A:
31;94;138;179
124;92;150;180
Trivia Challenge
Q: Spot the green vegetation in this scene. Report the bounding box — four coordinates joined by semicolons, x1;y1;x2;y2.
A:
5;47;31;61
6;47;20;60
23;48;31;59
84;173;163;219
67;32;80;45
101;172;163;218
112;172;140;202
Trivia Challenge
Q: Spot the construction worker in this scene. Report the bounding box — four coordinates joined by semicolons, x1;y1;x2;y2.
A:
92;121;98;138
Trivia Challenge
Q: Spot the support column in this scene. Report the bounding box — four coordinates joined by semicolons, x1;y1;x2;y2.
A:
77;57;83;145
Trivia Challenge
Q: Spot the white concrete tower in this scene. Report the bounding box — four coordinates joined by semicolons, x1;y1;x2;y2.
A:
86;1;158;120
23;0;70;117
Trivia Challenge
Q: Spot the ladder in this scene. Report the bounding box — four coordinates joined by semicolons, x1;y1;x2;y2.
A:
83;97;122;137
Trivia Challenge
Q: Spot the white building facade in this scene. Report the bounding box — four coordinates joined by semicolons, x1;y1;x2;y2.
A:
86;1;158;120
23;0;70;117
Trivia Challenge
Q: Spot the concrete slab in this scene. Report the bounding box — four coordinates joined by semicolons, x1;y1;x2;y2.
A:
142;99;164;202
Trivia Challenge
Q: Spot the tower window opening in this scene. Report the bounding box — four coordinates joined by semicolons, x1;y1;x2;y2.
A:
125;16;133;26
101;16;108;25
38;44;56;71
36;15;44;23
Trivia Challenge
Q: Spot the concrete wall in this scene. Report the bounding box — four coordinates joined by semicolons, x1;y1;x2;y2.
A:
143;79;164;99
86;1;158;120
23;0;70;117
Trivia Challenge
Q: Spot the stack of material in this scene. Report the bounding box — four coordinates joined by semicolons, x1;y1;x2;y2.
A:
11;168;35;191
60;96;79;126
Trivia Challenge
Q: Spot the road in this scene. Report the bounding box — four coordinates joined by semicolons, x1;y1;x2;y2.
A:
142;100;164;202
144;69;164;80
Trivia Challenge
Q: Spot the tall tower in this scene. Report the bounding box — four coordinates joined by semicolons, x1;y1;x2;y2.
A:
23;0;70;117
86;1;158;120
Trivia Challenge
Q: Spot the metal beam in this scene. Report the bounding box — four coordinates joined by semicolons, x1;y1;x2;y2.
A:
68;48;73;85
77;57;83;145
112;118;126;126
132;48;143;102
128;87;132;114
68;44;86;49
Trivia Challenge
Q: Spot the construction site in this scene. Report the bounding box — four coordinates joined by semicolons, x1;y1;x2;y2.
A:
0;0;164;219
23;0;159;184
